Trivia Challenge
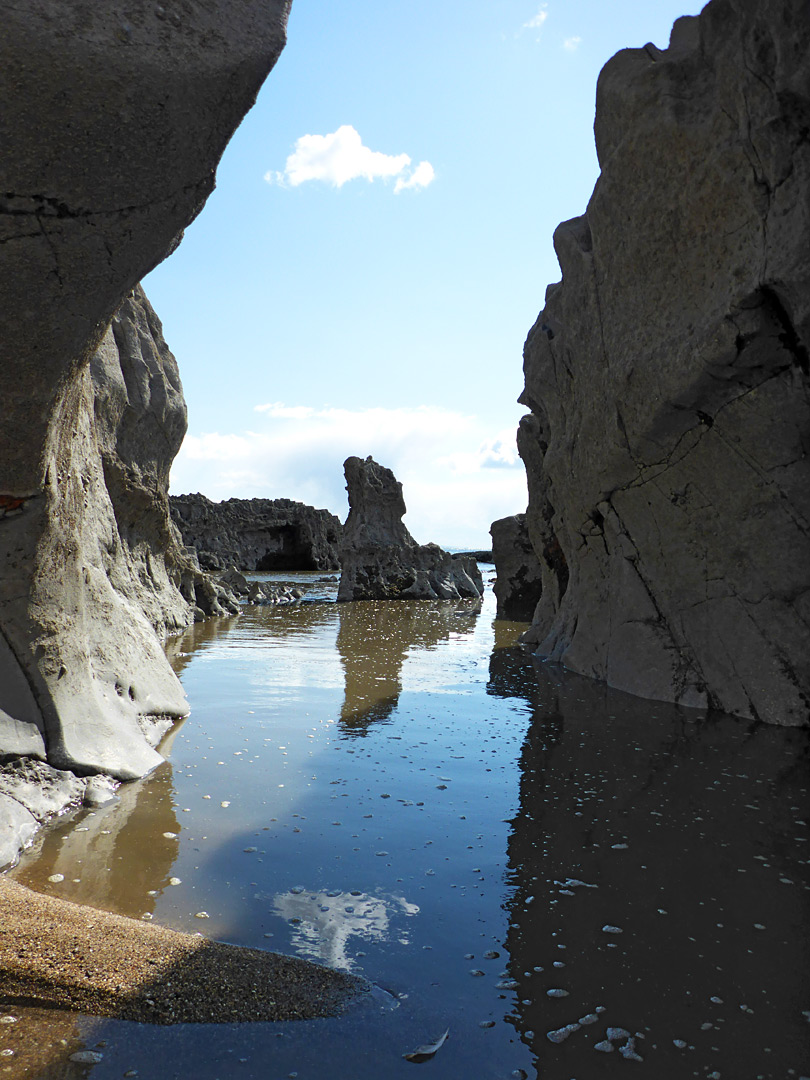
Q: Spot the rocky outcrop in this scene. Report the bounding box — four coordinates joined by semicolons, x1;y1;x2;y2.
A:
518;0;810;725
0;2;290;797
490;515;543;622
170;494;342;571
337;457;484;601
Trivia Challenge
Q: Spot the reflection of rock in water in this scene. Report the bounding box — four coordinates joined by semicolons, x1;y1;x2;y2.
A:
164;614;241;678
9;759;182;920
0;1005;102;1080
271;888;419;971
488;659;810;1078
337;599;480;735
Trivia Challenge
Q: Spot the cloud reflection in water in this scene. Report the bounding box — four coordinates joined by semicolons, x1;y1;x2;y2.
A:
270;888;419;971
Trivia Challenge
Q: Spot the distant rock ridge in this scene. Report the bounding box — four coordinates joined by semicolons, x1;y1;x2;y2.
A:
338;456;484;602
517;0;809;725
170;494;342;572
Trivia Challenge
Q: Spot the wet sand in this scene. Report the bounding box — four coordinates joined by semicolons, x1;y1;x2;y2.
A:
0;877;363;1024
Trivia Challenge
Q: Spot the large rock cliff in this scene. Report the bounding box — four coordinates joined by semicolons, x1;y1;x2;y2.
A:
518;0;809;726
170;494;342;571
0;2;290;781
338;456;484;602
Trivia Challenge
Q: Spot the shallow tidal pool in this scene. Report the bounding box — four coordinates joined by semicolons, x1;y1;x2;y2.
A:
5;573;810;1079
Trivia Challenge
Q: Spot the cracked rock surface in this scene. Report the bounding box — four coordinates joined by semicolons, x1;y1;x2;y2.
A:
338;457;484;602
518;0;809;725
0;2;290;788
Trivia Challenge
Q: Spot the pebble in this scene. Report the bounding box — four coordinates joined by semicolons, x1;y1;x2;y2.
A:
470;969;485;977
0;1018;16;1025
47;874;64;883
162;832;178;840
602;925;623;934
484;950;500;959
0;1051;13;1059
168;877;181;886
547;1023;580;1043
194;911;210;919
244;847;257;853
606;1027;632;1041
673;1039;687;1048
547;988;569;998
579;1013;599;1025
70;1051;104;1064
594;1040;614;1052
479;1020;496;1028
619;1037;644;1061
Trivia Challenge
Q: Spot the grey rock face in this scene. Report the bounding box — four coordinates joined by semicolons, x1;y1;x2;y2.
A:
170;494;342;571
490;515;543;622
338;457;484;602
0;3;290;782
518;0;809;725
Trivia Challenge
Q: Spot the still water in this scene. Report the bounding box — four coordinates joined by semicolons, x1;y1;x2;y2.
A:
5;573;810;1079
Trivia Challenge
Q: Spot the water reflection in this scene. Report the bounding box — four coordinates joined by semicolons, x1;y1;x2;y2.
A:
336;600;481;735
10;758;181;920
270;888;420;971
488;649;810;1079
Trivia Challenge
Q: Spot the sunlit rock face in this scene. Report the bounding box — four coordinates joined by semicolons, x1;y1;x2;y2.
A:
519;0;810;725
338;456;484;602
0;2;290;779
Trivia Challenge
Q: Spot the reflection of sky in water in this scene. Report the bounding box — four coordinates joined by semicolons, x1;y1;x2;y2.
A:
269;888;420;971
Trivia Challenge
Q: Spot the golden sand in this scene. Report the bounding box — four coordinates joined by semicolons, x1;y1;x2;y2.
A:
0;877;362;1025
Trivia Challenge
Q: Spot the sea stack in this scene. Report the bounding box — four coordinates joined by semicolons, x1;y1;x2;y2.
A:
338;456;484;602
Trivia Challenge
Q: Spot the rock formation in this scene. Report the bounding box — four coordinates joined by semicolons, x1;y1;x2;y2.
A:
517;0;809;726
170;494;342;571
337;457;484;601
0;1;290;801
490;514;543;622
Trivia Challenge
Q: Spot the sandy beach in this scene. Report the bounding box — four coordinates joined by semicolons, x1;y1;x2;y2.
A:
0;877;363;1025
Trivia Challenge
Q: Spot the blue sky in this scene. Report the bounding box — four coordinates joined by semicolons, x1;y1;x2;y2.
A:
145;0;704;548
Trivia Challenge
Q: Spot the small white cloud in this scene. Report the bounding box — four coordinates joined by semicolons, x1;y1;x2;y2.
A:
267;125;435;194
522;4;548;33
254;402;316;419
394;161;435;194
563;35;582;51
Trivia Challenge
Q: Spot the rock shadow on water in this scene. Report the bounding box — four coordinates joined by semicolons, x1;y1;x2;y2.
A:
336;599;481;736
486;649;810;1079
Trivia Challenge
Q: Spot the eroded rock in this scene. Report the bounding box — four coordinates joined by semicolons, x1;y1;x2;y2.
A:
337;457;484;601
171;494;342;571
0;2;290;786
490;514;543;622
518;0;810;725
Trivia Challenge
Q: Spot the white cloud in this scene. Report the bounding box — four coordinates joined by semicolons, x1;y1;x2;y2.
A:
170;405;527;549
522;4;548;33
394;160;435;194
266;125;435;194
563;35;582;51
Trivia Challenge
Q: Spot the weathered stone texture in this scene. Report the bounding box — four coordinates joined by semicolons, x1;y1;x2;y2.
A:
490;514;543;622
338;457;484;602
170;494;342;571
519;0;809;725
0;2;290;785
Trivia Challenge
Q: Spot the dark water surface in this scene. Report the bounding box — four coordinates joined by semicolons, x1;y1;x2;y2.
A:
5;574;809;1079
